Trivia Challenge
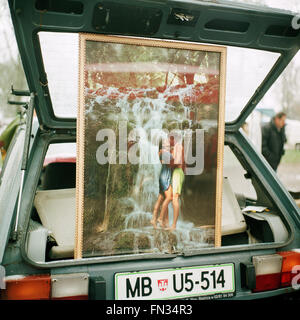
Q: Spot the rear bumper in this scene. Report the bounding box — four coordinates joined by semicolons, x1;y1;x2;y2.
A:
227;286;300;300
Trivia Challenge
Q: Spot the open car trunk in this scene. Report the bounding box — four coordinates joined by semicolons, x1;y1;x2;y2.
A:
1;0;300;301
7;0;300;261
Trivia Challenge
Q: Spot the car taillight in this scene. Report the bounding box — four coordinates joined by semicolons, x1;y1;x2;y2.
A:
51;273;89;300
278;250;300;287
1;275;51;300
252;254;282;292
252;250;300;293
0;273;89;300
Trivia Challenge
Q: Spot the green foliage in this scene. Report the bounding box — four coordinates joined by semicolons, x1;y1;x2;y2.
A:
0;57;27;120
85;41;219;89
113;231;135;250
281;150;300;164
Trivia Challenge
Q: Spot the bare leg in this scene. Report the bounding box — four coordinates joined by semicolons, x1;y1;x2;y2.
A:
163;187;171;228
158;186;172;228
151;194;164;229
166;193;180;231
164;209;169;228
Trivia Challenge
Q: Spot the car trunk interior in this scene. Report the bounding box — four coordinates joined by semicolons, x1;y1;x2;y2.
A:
25;135;292;263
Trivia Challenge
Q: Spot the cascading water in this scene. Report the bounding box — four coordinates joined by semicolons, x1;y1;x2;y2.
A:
88;84;214;253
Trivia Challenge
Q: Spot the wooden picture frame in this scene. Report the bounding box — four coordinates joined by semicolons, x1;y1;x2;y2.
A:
75;34;226;259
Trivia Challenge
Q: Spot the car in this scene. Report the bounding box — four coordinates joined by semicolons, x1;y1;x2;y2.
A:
0;0;299;301
285;119;300;151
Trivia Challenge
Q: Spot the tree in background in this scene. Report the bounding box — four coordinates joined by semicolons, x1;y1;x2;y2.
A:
0;0;27;128
280;60;300;120
238;0;300;121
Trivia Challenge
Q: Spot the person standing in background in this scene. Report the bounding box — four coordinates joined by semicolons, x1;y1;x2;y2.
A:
262;112;287;172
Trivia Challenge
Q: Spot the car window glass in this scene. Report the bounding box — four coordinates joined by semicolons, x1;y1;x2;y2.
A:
38;32;279;122
39;33;79;118
229;0;300;13
243;51;300;201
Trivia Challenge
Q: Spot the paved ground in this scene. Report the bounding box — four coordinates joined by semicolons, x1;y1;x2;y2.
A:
277;162;300;208
277;163;300;193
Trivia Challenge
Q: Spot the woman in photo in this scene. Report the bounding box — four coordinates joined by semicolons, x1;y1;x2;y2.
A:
150;135;175;229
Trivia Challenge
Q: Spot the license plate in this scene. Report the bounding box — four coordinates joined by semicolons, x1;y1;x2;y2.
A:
115;263;235;300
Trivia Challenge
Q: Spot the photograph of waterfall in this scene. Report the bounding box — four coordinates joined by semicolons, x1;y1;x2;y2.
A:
75;35;226;259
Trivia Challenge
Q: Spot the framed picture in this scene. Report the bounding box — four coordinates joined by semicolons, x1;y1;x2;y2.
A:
75;34;226;259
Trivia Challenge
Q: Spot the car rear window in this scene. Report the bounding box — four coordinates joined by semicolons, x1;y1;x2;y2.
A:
38;32;280;122
229;0;300;13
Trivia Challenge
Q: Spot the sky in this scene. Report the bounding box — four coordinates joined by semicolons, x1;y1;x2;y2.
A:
0;0;19;63
233;0;300;12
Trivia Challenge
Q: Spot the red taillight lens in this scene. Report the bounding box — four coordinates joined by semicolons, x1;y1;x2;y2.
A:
278;250;300;287
251;250;300;293
254;273;281;292
1;275;51;300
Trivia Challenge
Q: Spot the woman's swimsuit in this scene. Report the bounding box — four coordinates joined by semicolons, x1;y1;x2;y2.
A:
159;164;172;195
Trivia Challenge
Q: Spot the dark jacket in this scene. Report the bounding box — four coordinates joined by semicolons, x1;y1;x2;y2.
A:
262;118;287;171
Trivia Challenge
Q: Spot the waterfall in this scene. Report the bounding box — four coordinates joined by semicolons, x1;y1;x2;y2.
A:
88;84;214;253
